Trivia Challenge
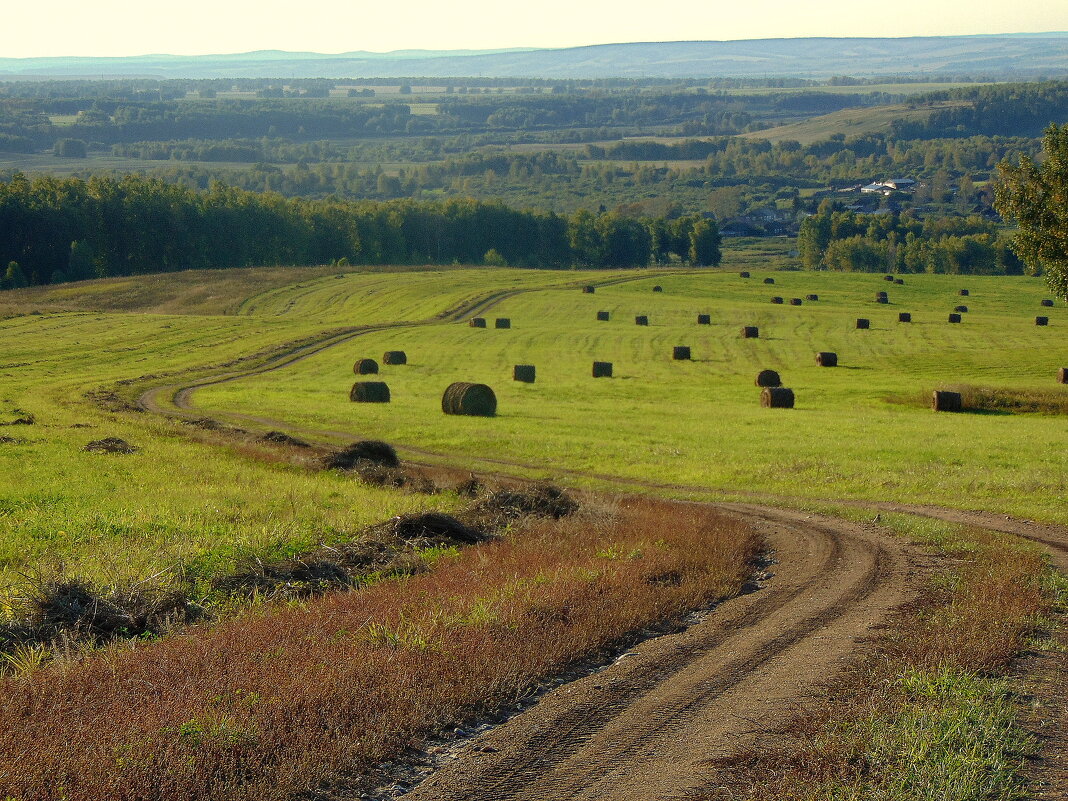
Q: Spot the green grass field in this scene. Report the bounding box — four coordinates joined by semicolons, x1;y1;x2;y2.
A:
0;299;462;595
187;268;1068;522
740;101;965;144
3;255;1066;602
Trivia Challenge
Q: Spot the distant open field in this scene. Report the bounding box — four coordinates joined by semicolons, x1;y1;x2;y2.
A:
739;101;965;144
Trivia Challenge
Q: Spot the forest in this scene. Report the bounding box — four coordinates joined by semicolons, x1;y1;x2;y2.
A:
0;173;721;287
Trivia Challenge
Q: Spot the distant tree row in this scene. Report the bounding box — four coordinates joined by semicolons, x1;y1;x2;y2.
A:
797;204;1023;274
0;173;720;287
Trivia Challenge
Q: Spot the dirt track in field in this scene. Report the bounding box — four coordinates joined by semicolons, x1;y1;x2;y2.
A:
399;503;912;801
129;275;1068;800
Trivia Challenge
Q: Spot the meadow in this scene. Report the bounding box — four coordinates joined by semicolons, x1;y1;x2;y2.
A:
185;268;1068;522
1;253;1065;800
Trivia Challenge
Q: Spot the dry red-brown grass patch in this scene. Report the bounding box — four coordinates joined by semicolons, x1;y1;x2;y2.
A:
0;498;758;801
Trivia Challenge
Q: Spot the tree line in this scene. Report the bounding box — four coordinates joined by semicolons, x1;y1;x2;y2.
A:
797;204;1023;274
0;173;720;288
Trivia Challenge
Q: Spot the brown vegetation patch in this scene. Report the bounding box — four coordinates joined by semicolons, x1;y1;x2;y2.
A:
322;440;399;470
891;384;1068;415
260;431;311;448
0;498;757;801
83;437;138;454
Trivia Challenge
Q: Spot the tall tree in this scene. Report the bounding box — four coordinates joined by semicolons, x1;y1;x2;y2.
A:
688;218;721;266
995;123;1068;300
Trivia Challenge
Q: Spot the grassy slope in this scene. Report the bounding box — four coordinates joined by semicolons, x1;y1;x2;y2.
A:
194;268;1068;522
738;101;962;145
0;286;459;593
0;265;653;591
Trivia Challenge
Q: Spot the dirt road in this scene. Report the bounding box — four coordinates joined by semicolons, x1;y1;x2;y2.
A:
399;504;912;801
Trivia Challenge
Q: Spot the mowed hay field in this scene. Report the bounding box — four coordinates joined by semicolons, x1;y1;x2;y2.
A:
0;305;463;592
0;266;643;590
193;270;1068;522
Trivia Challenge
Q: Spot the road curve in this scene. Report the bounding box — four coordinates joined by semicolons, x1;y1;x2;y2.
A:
402;504;912;801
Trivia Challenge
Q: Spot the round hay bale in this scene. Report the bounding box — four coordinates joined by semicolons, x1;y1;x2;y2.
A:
513;364;536;383
469;317;486;328
898;312;912;323
1058;367;1067;384
652;285;663;293
353;358;379;375
672;346;691;361
494;318;511;329
806;294;819;301
755;369;781;387
954;305;968;313
948;313;962;323
382;350;407;365
761;387;795;408
790;298;803;306
635;315;649;326
816;351;838;367
932;390;962;412
741;326;759;338
894;279;905;285
959;289;970;296
1036;316;1049;326
350;381;391;403
592;361;613;378
1041;299;1055;307
697;313;711;325
876;295;889;304
441;382;497;417
856;318;870;329
770;296;784;304
596;310;610;321
739;271;751;278
763;277;775;285
582;285;595;294
883;275;895;282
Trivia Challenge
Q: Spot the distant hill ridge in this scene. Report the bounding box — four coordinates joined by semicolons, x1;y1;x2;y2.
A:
2;35;1067;79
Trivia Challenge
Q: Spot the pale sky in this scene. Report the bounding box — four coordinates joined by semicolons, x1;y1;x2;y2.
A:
5;0;1068;58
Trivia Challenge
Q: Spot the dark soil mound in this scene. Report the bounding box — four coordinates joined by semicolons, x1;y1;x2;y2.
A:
83;437;139;454
323;440;399;470
261;431;311;448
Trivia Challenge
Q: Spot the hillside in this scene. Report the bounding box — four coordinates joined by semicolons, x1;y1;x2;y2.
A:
2;35;1067;79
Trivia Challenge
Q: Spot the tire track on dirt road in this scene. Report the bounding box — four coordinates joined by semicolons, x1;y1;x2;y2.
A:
401;504;912;801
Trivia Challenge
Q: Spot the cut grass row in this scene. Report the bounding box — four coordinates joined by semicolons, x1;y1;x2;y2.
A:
0;496;758;801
